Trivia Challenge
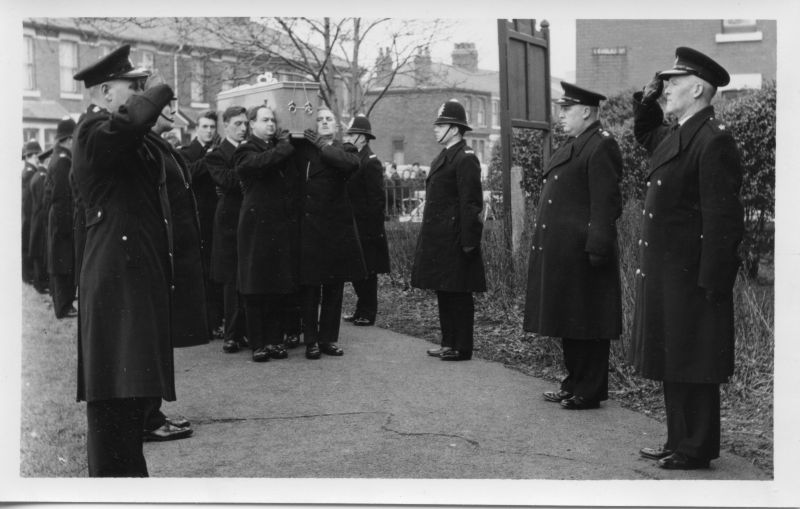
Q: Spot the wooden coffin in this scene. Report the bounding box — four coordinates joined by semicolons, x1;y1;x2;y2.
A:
216;79;322;137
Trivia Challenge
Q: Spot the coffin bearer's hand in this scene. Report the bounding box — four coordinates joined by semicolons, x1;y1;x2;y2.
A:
276;129;291;143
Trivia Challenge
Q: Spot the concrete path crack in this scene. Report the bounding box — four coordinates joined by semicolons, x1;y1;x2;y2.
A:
380;413;480;448
192;410;386;424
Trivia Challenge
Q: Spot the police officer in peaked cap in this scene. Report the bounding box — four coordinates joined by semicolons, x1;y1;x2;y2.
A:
411;99;486;361
71;44;179;477
342;115;391;327
631;47;743;470
524;81;624;410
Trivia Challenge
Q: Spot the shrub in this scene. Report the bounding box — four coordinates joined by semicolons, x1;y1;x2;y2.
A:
486;83;776;279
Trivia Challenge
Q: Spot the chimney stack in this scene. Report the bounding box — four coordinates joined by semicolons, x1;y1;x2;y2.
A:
451;42;478;72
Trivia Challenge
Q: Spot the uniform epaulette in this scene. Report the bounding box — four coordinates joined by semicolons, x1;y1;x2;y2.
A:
707;116;727;132
599;128;610;137
465;149;475;155
369;154;377;159
59;153;68;158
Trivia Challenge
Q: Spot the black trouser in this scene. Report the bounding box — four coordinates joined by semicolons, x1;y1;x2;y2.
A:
32;257;49;293
86;397;158;477
282;292;301;336
22;253;34;284
206;279;224;333
50;273;75;318
222;282;246;342
302;282;344;344
436;291;474;352
243;293;286;350
143;398;167;432
351;274;378;321
559;338;610;402
663;381;721;460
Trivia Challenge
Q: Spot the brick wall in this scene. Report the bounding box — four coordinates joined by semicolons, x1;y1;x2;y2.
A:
576;19;777;96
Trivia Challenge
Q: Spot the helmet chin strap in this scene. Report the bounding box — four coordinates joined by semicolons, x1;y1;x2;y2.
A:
437;125;453;144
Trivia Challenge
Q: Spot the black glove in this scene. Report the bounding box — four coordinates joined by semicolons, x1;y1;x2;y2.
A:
141;84;175;110
642;72;664;104
589;254;609;267
275;129;291;143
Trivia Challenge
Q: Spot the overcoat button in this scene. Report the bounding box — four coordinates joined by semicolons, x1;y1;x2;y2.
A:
97;211;102;217
548;199;552;204
638;239;642;245
122;235;127;241
647;181;651;187
657;180;662;185
642;210;646;215
649;213;653;218
554;175;559;180
636;269;641;275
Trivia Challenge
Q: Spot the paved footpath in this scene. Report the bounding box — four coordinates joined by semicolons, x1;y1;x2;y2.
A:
146;322;768;481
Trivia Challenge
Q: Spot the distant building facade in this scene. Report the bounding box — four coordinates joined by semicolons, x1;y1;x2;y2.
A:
366;43;501;175
22;18;341;148
576;19;776;97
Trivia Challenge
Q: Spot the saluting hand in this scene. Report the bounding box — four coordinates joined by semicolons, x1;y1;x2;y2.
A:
276;129;291;143
642;72;664;104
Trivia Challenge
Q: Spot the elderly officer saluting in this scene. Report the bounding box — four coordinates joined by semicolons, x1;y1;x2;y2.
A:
523;82;623;410
630;47;744;470
72;45;178;477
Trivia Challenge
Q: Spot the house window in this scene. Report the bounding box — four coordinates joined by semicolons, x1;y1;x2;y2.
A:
23;127;39;144
191;58;205;103
392;137;405;166
220;63;234;92
23;36;35;90
491;99;499;127
59;41;79;93
462;97;472;123
139;50;155;71
476;97;486;127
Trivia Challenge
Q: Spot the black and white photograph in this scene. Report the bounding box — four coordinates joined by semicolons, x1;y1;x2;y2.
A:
3;0;799;506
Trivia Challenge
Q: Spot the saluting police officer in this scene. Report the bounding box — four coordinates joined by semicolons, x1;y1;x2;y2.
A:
46;117;78;318
630;47;744;470
72;45;177;477
412;99;486;361
342;115;391;327
523;82;623;410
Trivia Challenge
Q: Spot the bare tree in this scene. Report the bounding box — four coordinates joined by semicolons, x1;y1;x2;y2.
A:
59;17;455;118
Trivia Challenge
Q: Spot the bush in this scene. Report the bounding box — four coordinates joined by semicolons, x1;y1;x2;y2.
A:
486;83;776;279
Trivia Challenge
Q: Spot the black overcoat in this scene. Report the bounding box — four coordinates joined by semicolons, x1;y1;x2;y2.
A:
21;163;36;266
180;138;216;277
233;134;298;294
523;121;623;340
148;133;209;348
28;166;49;260
629;95;744;384
72;90;176;403
346;145;391;276
70;168;86;286
206;139;242;284
411;140;486;293
46;146;75;275
294;139;367;285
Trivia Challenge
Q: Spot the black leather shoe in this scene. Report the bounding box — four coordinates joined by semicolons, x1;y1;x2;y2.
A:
59;306;78;319
440;349;472;361
353;317;375;326
252;347;270;362
305;343;321;359
560;395;600;410
265;344;288;359
284;334;301;349
657;452;710;470
640;446;674;460
143;422;192;442
426;346;452;357
319;343;344;356
222;338;240;353
342;313;358;323
543;390;573;403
